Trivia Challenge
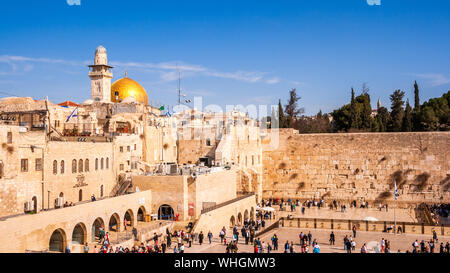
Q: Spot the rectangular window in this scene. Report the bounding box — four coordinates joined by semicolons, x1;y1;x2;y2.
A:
21;159;28;172
134;144;137;150
120;164;124;171
127;160;130;166
127;146;130;152
7;132;12;144
120;146;123;153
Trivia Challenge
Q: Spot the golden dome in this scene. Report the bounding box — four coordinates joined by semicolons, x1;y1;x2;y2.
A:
111;76;149;105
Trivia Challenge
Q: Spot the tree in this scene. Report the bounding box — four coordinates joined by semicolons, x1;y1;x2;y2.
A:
402;99;413;132
414;81;420;112
376;107;391;132
278;99;286;128
284;88;304;128
389;90;405;132
350;88;358;129
413;81;422;131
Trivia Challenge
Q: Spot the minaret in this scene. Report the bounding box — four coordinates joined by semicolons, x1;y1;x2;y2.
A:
377;98;382;110
89;46;113;102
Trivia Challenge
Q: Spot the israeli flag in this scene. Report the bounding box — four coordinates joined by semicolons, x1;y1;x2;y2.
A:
66;107;79;122
394;182;398;200
166;112;172;117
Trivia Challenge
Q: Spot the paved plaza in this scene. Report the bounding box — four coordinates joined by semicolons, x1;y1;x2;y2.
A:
184;227;449;253
274;205;417;223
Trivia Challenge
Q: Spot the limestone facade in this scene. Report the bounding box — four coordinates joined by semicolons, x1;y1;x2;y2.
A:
262;129;450;204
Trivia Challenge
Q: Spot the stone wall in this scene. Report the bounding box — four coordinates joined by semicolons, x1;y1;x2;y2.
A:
262;129;450;204
0;190;152;253
132;169;237;221
193;195;257;235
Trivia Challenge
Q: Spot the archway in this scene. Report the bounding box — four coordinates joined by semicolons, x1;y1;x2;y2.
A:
91;217;105;242
124;209;134;229
237;213;243;226
32;196;38;213
250;207;255;221
244;210;249;221
49;229;66;252
137;206;146;222
72;223;87;245
230;215;236;228
109;213;120;232
158;204;174;220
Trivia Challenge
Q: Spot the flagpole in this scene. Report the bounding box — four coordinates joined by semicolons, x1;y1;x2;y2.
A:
394;182;397;236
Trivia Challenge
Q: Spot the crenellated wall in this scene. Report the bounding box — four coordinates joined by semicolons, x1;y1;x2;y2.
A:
262;129;450;205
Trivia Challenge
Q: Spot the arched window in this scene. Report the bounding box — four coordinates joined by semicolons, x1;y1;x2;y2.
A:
85;159;89;172
106;158;109;169
95;158;98;170
101;158;104;170
72;159;77;173
53;160;58;175
78;189;82;202
78;159;83;173
60;160;65;174
100;185;104;197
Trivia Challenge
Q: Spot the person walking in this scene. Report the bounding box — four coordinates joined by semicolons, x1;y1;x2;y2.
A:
208;231;213;244
329;231;335;245
199;231;204;245
83;242;89;253
352;225;357;238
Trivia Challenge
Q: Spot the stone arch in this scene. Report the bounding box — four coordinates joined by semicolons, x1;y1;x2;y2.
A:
71;222;87;245
49;228;66;252
124;209;134;229
137;206;146;222
158;204;174;220
250;207;255;221
109;213;120;232
244;209;249;221
230;215;236;227
91;217;105;242
237;212;243;226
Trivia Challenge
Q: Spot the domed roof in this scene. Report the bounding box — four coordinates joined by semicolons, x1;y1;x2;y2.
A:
82;99;94;105
111;75;148;105
95;45;107;54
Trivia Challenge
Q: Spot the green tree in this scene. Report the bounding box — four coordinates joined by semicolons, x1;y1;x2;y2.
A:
402;99;413;132
389;90;405;132
376;107;390;132
284;88;304;128
350;88;358;129
413;81;422;131
277;99;286;128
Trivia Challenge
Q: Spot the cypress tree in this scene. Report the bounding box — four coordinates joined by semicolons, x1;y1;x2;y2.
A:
278;99;286;128
350;88;358;129
413;81;422;131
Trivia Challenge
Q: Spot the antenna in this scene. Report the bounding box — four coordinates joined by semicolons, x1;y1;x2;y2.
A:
178;67;182;106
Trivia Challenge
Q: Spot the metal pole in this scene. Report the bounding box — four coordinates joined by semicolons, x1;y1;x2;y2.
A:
394;199;397;235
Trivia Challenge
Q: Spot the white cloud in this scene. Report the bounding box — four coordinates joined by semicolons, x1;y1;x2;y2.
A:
413;73;450;87
66;0;81;6
0;54;286;85
266;77;280;85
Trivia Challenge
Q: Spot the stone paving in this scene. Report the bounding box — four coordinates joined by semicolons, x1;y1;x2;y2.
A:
274;205;417;223
184;227;450;253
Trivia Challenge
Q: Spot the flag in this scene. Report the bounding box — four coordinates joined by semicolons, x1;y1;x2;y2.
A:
394;182;398;200
66;107;78;122
159;105;165;111
166;112;172;117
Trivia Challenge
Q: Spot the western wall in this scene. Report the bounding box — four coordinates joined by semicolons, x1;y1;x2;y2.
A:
262;129;450;205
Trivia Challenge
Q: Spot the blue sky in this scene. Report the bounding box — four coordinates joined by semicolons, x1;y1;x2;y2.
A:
0;0;449;116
